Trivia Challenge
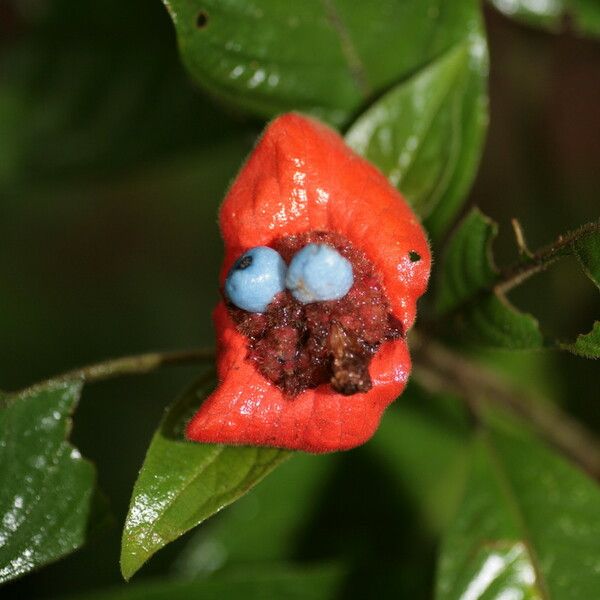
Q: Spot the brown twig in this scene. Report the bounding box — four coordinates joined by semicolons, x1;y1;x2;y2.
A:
410;332;600;479
495;219;599;295
20;348;215;395
14;336;600;480
510;218;534;258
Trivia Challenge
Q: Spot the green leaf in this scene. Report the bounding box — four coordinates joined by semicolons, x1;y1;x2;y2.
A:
0;0;250;191
164;0;485;127
573;227;600;290
346;38;488;238
120;374;292;580
436;208;543;349
175;453;335;577
561;321;600;358
488;0;600;37
436;209;497;313
0;381;95;584
436;426;600;599
66;564;343;600
550;221;598;358
370;384;470;534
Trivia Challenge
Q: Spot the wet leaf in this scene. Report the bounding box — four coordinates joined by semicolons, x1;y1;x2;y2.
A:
163;0;484;127
488;0;600;38
436;208;543;349
68;564;343;600
436;426;600;599
120;374;292;580
346;37;488;238
175;453;335;577
0;381;95;584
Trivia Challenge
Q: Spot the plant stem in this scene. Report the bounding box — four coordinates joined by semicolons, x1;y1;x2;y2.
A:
19;338;600;479
495;219;599;295
410;332;600;479
24;348;214;393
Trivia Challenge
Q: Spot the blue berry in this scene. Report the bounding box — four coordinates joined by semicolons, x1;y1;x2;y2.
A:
225;247;287;313
286;243;354;304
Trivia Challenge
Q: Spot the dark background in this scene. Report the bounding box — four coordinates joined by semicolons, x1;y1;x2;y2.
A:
1;1;598;597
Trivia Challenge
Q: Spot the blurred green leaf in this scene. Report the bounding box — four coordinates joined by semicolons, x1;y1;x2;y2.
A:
436;426;600;599
164;0;484;127
66;564;343;600
0;381;95;584
436;208;543;349
346;38;488;238
370;384;470;534
175;453;335;577
488;0;600;38
0;0;249;190
120;373;292;580
561;321;600;358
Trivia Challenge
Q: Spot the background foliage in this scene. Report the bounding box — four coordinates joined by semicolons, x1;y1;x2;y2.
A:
1;0;599;598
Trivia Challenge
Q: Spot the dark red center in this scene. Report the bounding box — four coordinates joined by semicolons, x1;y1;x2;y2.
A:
227;231;403;397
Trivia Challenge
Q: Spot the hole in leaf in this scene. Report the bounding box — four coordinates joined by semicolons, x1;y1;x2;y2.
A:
196;10;209;29
409;251;421;262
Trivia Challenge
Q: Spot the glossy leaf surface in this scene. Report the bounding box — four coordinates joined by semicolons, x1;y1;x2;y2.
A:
120;374;292;580
69;564;342;600
436;208;543;349
346;37;488;238
163;0;484;127
489;0;600;37
436;426;600;599
175;453;334;577
0;381;95;584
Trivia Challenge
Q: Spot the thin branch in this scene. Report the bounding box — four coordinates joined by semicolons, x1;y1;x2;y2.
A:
14;335;600;480
495;219;599;295
410;332;600;479
22;348;215;394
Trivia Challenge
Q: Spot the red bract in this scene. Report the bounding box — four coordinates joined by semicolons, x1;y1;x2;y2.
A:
187;113;431;453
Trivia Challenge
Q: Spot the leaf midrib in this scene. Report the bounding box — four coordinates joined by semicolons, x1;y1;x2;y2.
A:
482;431;551;600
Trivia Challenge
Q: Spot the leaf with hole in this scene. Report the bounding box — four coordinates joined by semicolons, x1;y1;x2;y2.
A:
120;374;292;580
0;381;95;584
163;0;485;127
436;426;600;599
